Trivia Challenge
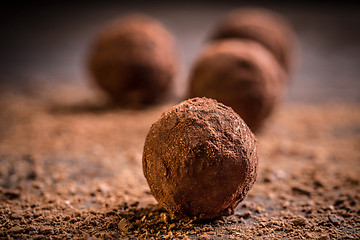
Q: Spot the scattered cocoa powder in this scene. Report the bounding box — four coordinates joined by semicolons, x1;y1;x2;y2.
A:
0;82;359;239
143;97;258;220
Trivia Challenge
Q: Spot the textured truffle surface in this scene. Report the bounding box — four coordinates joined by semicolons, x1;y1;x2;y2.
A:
209;7;298;74
142;97;258;220
88;13;179;107
188;40;286;130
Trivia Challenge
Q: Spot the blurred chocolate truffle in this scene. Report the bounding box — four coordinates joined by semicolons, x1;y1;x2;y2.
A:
188;40;286;130
88;13;179;107
143;97;258;220
209;7;298;74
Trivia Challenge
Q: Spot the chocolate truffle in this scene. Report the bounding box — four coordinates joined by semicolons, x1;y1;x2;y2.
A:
88;13;179;107
188;40;286;130
209;7;298;74
142;97;258;220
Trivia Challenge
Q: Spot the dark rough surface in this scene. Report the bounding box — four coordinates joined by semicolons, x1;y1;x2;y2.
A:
209;6;299;74
0;1;360;239
88;13;179;107
143;97;259;220
188;40;286;131
0;84;359;239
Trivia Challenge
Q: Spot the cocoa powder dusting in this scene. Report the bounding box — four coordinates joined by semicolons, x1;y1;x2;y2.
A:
0;83;359;239
143;97;258;221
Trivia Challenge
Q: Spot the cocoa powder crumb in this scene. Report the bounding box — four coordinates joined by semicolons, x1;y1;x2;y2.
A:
0;84;359;239
39;226;54;235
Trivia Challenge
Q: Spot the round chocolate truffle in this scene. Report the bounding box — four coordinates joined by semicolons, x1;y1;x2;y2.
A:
88;13;179;107
188;40;286;131
143;97;258;220
209;7;298;74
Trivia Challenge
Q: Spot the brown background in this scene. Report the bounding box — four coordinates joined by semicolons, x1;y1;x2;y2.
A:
0;0;359;103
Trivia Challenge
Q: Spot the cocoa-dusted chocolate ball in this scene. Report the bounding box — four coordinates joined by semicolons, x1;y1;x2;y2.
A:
88;13;179;107
189;39;286;130
209;7;298;74
188;40;286;131
143;97;258;220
